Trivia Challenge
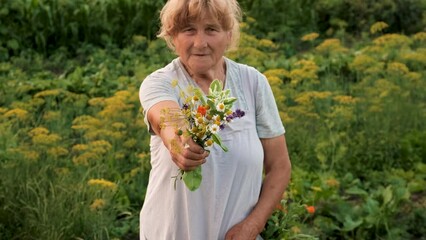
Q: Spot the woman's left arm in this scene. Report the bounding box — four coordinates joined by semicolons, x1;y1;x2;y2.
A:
225;134;292;240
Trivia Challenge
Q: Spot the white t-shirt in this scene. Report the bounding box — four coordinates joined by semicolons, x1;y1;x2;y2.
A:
139;57;285;240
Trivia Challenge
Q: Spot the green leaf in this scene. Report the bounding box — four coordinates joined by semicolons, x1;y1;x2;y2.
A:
7;39;19;50
212;134;228;152
345;186;368;196
193;88;206;105
382;185;393;205
182;166;202;191
224;97;237;105
207;99;216;110
209;79;222;93
342;216;363;231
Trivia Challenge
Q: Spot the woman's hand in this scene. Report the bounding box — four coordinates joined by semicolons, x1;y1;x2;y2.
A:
226;135;291;240
167;131;208;171
224;219;260;240
147;100;208;170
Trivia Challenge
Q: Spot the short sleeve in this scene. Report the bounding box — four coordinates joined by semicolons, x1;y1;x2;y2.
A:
139;72;178;134
255;73;285;138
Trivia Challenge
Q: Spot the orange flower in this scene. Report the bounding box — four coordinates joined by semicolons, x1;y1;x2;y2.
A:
275;203;288;213
306;205;315;214
197;105;207;116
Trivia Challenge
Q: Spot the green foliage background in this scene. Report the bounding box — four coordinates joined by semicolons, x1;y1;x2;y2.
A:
1;0;426;239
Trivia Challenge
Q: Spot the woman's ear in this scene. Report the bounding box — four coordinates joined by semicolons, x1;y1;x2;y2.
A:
226;31;232;47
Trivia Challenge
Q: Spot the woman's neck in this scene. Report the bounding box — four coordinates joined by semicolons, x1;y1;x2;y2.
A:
183;59;227;93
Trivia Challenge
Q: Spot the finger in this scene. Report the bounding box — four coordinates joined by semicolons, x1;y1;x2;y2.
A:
172;155;205;171
174;137;207;160
181;138;209;160
184;138;206;154
169;147;207;170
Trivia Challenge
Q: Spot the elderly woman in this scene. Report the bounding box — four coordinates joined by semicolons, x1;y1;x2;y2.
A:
138;0;291;239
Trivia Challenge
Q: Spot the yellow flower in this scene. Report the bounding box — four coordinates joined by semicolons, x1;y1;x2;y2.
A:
54;167;70;175
400;51;426;65
295;59;319;72
349;54;377;72
90;140;112;148
0;107;9;114
64;91;89;107
291;226;301;234
294;91;331;105
89;140;112;154
47;147;69;158
263;68;289;79
88;97;106;107
365;64;385;75
114;90;132;99
288;60;320;86
123;138;137;148
90;198;106;211
316;38;348;53
170;139;182;154
32;133;61;146
406;72;422;82
29;127;50;137
72;144;89;152
43;111;61;121
373;34;412;47
329;105;354;120
362;45;385;55
216;103;225;112
326;178;340;187
114;152;125;160
72;152;99;165
333;95;357;104
171;79;179;87
370;21;389;34
4;108;29;120
23;150;40;161
413;32;426;42
311;186;322;192
387;62;410;75
266;76;282;86
368;104;383;113
72;115;103;129
137;152;148;159
280;111;294;124
34;89;61;98
301;32;319;41
288;106;320;119
258;39;276;49
88;178;117;191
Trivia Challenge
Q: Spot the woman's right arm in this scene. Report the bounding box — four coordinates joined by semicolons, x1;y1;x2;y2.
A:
147;100;208;170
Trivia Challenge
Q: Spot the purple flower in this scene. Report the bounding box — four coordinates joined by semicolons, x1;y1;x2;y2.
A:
233;109;245;118
226;115;234;122
182;104;189;110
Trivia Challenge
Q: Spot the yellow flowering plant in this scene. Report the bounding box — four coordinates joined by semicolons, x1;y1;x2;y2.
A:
161;79;245;191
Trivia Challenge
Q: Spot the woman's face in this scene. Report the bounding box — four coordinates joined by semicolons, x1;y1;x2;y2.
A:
173;15;231;76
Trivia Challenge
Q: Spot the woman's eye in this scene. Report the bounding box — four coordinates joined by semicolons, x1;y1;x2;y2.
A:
182;28;195;33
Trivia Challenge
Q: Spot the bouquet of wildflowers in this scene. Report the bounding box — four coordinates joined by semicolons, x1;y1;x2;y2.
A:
161;79;245;191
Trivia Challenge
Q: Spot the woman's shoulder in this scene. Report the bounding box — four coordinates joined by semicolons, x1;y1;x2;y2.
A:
226;57;261;76
144;58;180;81
226;58;267;89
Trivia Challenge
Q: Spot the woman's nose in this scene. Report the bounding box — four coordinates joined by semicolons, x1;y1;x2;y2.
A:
193;32;207;48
